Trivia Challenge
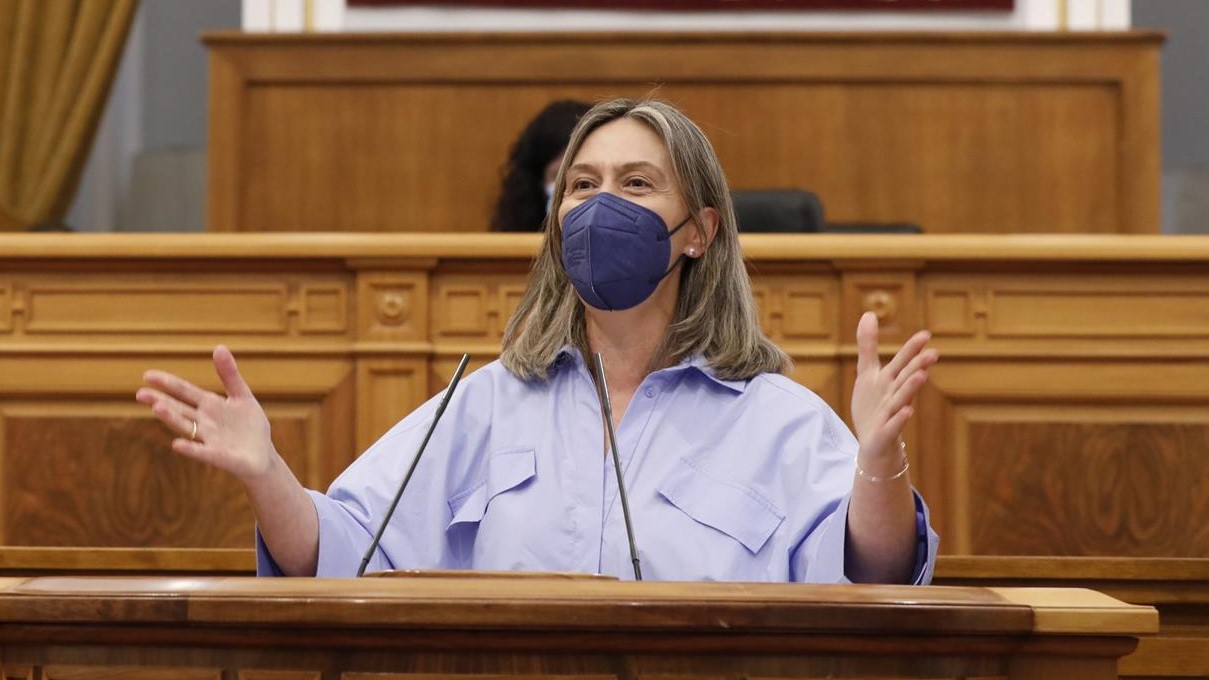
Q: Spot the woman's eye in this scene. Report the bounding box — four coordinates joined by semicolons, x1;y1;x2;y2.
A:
570;178;595;191
625;177;652;189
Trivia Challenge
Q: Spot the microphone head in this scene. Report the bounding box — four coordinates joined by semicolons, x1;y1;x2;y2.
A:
434;353;472;416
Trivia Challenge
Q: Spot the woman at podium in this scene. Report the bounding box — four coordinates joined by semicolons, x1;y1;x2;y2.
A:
137;98;939;584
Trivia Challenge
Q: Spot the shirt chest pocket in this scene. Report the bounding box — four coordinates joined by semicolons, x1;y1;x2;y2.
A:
447;447;537;529
656;458;785;555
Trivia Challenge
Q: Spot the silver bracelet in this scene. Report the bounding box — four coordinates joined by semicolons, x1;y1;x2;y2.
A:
856;440;910;483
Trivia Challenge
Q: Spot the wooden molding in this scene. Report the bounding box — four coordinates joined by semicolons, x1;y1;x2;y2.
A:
2;233;1207;560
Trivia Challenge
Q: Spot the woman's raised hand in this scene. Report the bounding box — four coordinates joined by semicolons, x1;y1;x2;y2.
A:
136;345;276;484
849;312;939;467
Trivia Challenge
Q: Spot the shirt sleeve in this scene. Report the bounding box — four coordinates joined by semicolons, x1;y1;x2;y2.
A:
255;489;396;577
790;489;939;585
254;369;500;578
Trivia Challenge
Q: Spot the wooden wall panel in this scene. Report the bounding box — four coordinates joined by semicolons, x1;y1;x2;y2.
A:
751;271;843;404
923;272;1209;361
924;362;1209;556
240;672;321;680
44;668;222;680
0;257;360;551
206;32;1161;235
238;83;1122;236
2;233;1209;560
25;283;288;334
0;285;13;332
751;273;839;345
357;358;429;451
690;83;1120;233
841;270;919;347
432;269;530;344
966;417;1209;557
357;271;430;343
0;400;333;548
3;272;353;344
2;410;252;547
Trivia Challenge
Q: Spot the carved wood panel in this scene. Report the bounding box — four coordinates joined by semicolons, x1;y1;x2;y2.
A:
965;413;1209;557
240;673;321;680
432;269;530;344
924;272;1209;352
921;350;1209;557
842;271;919;348
6;236;1209;560
343;676;617;680
751;274;839;346
357;358;430;451
0;274;352;342
0;284;11;332
25;284;288;334
916;356;1209;556
357;271;429;342
43;668;222;680
0;404;314;548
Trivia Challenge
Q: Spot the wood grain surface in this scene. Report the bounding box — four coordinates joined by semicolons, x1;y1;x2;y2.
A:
203;31;1160;236
2;233;1207;561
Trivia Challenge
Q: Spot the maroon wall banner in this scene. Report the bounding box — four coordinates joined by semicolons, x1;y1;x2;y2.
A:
348;1;1014;10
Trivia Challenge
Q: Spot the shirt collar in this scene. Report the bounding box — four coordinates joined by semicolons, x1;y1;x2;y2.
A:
553;346;748;393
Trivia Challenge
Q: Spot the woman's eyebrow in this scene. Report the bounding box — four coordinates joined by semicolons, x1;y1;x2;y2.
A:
617;161;663;176
567;161;664;174
566;162;599;175
564;160;668;188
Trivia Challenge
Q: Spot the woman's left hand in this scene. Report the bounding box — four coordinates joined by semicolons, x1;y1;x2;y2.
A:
850;311;939;468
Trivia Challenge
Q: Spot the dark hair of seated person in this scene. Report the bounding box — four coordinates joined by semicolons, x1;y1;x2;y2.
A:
29;220;74;232
490;99;592;232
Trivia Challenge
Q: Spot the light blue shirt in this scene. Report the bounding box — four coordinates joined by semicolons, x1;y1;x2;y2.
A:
258;349;939;582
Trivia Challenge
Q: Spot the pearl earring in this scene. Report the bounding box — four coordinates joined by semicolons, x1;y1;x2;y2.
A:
687;247;698;257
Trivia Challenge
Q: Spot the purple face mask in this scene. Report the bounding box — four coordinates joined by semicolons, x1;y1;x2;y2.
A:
561;192;691;311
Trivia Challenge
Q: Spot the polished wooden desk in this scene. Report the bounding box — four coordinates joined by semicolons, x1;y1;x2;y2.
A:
0;577;1157;680
936;556;1209;679
2;233;1208;560
0;552;1195;679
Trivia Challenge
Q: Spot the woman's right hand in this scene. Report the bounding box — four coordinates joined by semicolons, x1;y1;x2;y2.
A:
136;345;276;484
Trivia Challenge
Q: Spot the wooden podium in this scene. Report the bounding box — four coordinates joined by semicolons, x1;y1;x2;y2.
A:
0;577;1156;680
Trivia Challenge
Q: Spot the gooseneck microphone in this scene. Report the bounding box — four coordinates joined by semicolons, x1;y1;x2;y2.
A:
356;353;471;577
591;353;643;581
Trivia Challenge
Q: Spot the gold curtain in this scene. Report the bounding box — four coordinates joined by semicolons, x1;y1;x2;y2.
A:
0;0;139;231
